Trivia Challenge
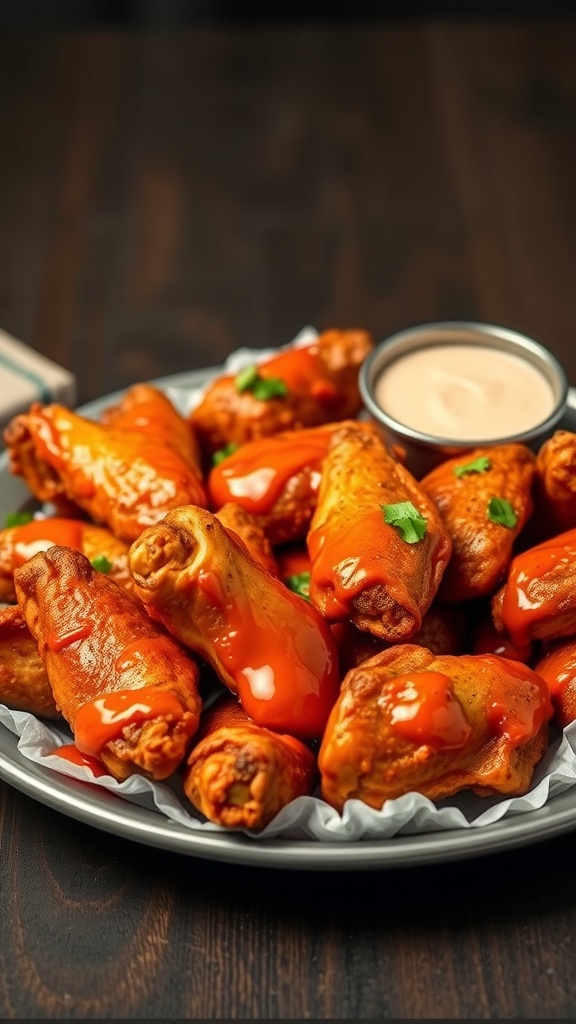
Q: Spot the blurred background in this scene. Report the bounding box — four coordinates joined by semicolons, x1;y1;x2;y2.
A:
0;0;574;402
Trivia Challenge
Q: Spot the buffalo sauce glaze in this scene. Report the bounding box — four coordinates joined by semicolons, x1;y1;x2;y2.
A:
11;518;84;568
73;687;185;757
51;743;108;777
260;343;341;406
196;566;339;740
388;671;472;749
208;429;332;513
500;529;576;647
482;656;552;742
308;508;422;619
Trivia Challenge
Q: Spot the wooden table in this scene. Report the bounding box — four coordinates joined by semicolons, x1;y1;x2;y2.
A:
1;19;576;1019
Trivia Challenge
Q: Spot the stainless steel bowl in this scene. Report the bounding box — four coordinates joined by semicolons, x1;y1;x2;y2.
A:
358;320;569;478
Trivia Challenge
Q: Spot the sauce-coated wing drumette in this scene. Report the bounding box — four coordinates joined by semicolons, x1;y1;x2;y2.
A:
190;328;374;460
14;546;202;781
129;505;341;741
4;402;208;543
318;644;552;811
184;693;316;830
307;420;452;642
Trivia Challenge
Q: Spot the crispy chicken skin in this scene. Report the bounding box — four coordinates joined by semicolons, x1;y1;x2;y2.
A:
534;637;576;730
531;430;576;541
420;444;536;602
0;605;59;718
128;505;341;741
208;424;337;546
189;328;374;459
13;546;202;781
307;420;452;642
100;382;204;483
4;402;208;543
318;644;552;811
183;693;316;829
0;517;132;604
214;502;279;575
491;527;576;647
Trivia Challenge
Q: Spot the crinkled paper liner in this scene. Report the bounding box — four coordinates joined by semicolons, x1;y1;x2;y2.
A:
3;326;576;842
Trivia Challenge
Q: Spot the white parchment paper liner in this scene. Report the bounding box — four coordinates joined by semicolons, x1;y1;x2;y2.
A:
4;326;576;841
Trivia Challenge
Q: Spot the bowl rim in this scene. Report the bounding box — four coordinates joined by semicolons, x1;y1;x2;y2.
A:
358;319;570;449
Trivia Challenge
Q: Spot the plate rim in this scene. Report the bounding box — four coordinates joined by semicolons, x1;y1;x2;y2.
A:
1;369;576;871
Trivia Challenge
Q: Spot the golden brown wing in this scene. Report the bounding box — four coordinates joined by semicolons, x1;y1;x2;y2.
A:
14;546;202;781
0;605;59;718
183;693;316;829
318;644;552;811
5;403;208;543
307;420;452;642
420;443;535;602
190;328;374;459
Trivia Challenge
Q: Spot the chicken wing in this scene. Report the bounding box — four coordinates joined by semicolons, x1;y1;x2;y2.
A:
0;605;59;717
318;644;552;811
189;328;374;459
491;527;576;647
214;502;279;575
207;424;335;545
0;516;131;604
4;402;208;543
531;429;576;541
420;444;535;602
14;546;203;781
307;420;452;642
183;693;316;829
128;505;341;741
534;637;576;730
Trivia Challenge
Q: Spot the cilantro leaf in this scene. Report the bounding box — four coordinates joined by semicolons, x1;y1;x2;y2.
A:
381;501;427;544
453;456;492;478
5;510;34;527
234;365;288;400
284;571;311;600
91;554;113;574
487;497;517;528
212;443;238;466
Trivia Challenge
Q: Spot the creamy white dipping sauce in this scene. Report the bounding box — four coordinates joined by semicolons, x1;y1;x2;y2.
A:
374;343;556;442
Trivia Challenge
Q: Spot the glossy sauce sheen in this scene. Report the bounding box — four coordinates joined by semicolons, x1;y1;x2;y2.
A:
196;566;339;739
208;428;332;513
12;518;84;568
51;743;108;777
501;530;576;646
388;671;472;749
374;344;556;441
260;343;341;404
74;687;185;756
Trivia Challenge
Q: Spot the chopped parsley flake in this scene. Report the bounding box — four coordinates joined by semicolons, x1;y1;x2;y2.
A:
234;365;288;400
453;456;492;478
5;510;34;527
91;554;113;574
284;571;311;600
381;501;427;544
487;497;517;528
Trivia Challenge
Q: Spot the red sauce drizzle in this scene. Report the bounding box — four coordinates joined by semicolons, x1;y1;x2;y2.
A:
388;671;472;750
483;656;552;742
260;343;339;404
208;429;332;514
74;686;185;756
12;518;84;568
500;530;576;647
46;622;93;652
51;743;108;777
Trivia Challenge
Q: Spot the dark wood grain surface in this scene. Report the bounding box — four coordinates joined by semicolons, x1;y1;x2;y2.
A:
1;19;576;1020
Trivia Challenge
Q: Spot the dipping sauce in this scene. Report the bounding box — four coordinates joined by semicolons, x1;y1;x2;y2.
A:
374;343;556;442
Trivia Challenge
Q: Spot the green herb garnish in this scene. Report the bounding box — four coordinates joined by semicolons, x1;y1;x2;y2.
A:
212;443;239;466
5;510;34;527
381;501;427;544
487;497;517;528
234;364;288;401
453;456;492;478
91;554;113;574
285;571;311;600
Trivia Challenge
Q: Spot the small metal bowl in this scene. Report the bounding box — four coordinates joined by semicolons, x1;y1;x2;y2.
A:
359;320;569;478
